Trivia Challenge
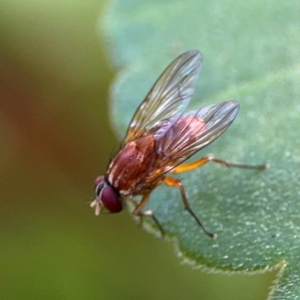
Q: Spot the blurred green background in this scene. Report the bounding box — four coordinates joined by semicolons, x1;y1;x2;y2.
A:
0;1;276;299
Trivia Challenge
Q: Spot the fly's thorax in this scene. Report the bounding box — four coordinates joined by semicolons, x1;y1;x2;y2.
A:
107;135;158;194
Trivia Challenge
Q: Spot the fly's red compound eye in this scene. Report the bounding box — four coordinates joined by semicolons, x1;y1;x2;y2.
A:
93;177;123;213
101;185;123;213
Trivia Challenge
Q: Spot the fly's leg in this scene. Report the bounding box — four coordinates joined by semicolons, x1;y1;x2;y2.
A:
129;193;165;238
126;197;144;227
163;176;216;238
166;157;267;238
171;156;268;174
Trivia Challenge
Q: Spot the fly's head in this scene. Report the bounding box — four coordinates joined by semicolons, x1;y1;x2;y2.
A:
91;176;123;215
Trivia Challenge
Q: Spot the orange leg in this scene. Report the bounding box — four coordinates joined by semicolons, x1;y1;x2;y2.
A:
171;156;268;174
163;176;216;238
166;157;267;237
130;193;165;237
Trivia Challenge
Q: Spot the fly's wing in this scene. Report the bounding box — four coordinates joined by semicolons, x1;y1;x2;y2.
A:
123;50;202;144
155;100;240;169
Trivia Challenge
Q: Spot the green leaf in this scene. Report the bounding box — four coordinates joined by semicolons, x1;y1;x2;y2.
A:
102;0;300;298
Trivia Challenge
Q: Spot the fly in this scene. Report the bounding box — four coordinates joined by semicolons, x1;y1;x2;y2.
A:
91;50;267;238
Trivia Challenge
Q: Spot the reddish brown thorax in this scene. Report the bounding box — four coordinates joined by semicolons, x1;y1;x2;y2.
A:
107;135;160;195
